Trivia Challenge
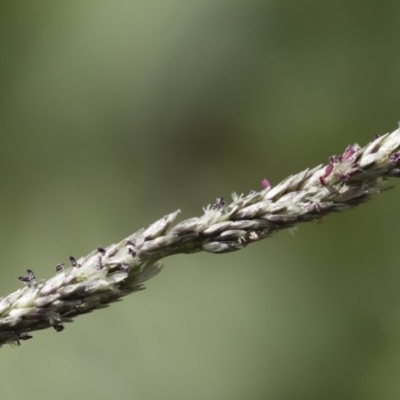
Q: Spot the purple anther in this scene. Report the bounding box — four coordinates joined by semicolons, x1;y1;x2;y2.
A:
329;154;344;163
120;263;131;272
309;201;322;213
390;152;400;165
261;178;271;189
212;197;226;210
342;145;354;161
320;162;334;186
96;256;104;270
324;163;334;177
339;173;351;182
343;143;361;161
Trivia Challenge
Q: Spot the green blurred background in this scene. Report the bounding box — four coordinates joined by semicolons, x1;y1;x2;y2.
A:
1;1;400;399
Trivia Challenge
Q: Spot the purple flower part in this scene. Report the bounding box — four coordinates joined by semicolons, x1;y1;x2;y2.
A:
309;201;322;213
323;163;334;178
320;163;332;185
261;178;271;189
390;152;400;165
120;263;131;272
96;256;104;270
342;162;359;176
345;143;361;160
342;144;357;161
329;154;343;163
212;197;226;210
339;173;351;182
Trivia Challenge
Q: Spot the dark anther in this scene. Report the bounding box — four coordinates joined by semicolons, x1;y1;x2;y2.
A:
27;269;35;280
374;134;381;140
18;269;36;284
15;332;33;345
97;246;106;254
212;197;226;210
128;247;136;256
127;239;136;246
249;190;256;195
53;324;64;332
69;256;77;267
55;263;64;272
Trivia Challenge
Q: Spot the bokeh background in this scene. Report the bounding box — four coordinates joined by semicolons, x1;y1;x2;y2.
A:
1;1;400;399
